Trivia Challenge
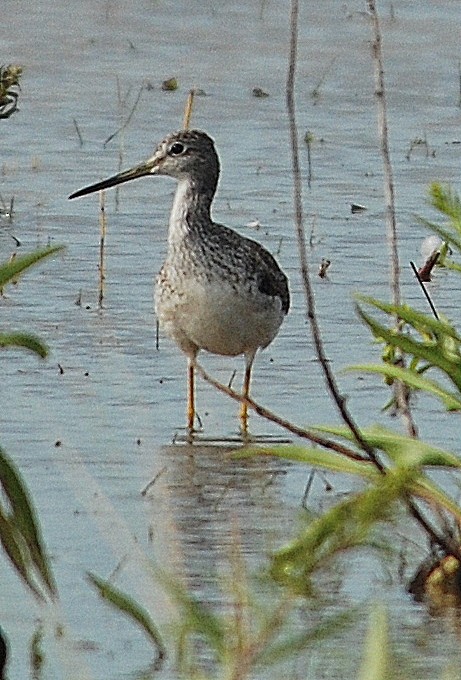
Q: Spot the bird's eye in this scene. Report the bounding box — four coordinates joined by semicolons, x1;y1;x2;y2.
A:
169;142;185;156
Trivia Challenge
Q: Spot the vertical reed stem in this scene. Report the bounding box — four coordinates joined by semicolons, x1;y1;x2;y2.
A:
98;190;107;308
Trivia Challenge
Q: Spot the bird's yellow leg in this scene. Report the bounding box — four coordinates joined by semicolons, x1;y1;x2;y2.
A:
187;359;195;433
240;355;254;436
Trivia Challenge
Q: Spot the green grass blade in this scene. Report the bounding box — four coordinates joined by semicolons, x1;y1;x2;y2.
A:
0;332;48;358
87;572;167;665
348;363;461;411
0;446;57;598
271;470;413;592
411;476;461;522
0;245;64;289
356;295;461;342
0;506;44;600
239;446;379;479
358;603;393;680
429;183;461;229
312;425;461;469
156;570;226;657
260;608;357;666
356;307;461;391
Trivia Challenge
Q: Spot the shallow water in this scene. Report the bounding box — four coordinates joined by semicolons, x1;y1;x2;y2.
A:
3;0;461;677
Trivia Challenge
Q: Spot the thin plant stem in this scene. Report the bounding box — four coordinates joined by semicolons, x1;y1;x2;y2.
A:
194;362;369;462
103;82;144;148
367;0;400;308
410;261;439;319
182;89;196;130
286;0;383;469
287;1;457;555
366;0;418;438
98;190;107;308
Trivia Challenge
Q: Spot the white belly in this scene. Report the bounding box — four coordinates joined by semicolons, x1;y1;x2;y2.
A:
155;278;284;358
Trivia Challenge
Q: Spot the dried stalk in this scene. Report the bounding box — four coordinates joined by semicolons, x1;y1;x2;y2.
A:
286;0;383;469
182;89;196;130
367;0;400;307
98;190;107;308
366;0;418;438
195;362;369;462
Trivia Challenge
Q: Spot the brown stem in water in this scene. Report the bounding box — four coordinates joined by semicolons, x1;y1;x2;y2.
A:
195;362;368;462
98;190;107;308
182;89;196;130
367;0;400;308
367;0;418;439
287;0;384;469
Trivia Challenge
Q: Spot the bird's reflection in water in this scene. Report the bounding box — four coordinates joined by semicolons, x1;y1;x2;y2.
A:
144;443;293;597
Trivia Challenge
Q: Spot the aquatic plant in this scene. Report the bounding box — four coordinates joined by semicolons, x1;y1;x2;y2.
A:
0;247;63;601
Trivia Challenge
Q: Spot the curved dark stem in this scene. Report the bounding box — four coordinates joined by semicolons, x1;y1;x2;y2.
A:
286;0;384;472
285;0;459;559
195;362;369;462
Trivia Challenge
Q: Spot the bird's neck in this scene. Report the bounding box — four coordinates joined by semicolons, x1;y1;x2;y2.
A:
168;177;216;245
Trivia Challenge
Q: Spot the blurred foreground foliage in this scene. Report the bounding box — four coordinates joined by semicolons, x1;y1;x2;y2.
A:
0;246;63;601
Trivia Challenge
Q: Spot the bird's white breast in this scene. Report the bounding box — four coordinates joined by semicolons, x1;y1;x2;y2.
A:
155;276;284;358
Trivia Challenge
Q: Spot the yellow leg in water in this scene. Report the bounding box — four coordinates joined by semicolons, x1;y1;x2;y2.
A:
187;359;195;433
240;355;254;435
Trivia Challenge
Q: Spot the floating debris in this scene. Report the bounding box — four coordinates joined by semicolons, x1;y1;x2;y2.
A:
418;235;451;280
0;194;14;222
350;202;367;213
318;258;331;278
417;251;439;282
245;219;261;230
161;77;178;91
420;235;442;262
252;87;269;98
405;135;435;160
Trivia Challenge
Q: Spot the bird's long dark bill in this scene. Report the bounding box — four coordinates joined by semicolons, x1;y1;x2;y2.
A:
68;160;153;199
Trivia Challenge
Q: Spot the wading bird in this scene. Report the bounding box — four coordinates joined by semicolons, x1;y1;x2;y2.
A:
69;129;290;436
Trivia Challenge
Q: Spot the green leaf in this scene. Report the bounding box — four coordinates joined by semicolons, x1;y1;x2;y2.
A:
259;608;357;666
270;470;413;592
0;505;44;600
356;306;461;392
0;245;64;289
239;446;378;479
0;332;48;358
0;446;57;598
411;475;461;522
358;603;393;680
356;295;461;342
348;363;461;411
156;570;226;657
88;573;166;665
313;425;461;469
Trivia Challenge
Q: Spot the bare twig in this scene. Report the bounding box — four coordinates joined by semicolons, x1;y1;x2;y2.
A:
182;89;196;130
367;0;400;308
367;0;419;439
103;82;144;148
72;118;84;146
410;260;439;319
98;190;107;307
194;362;369;462
287;0;383;469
